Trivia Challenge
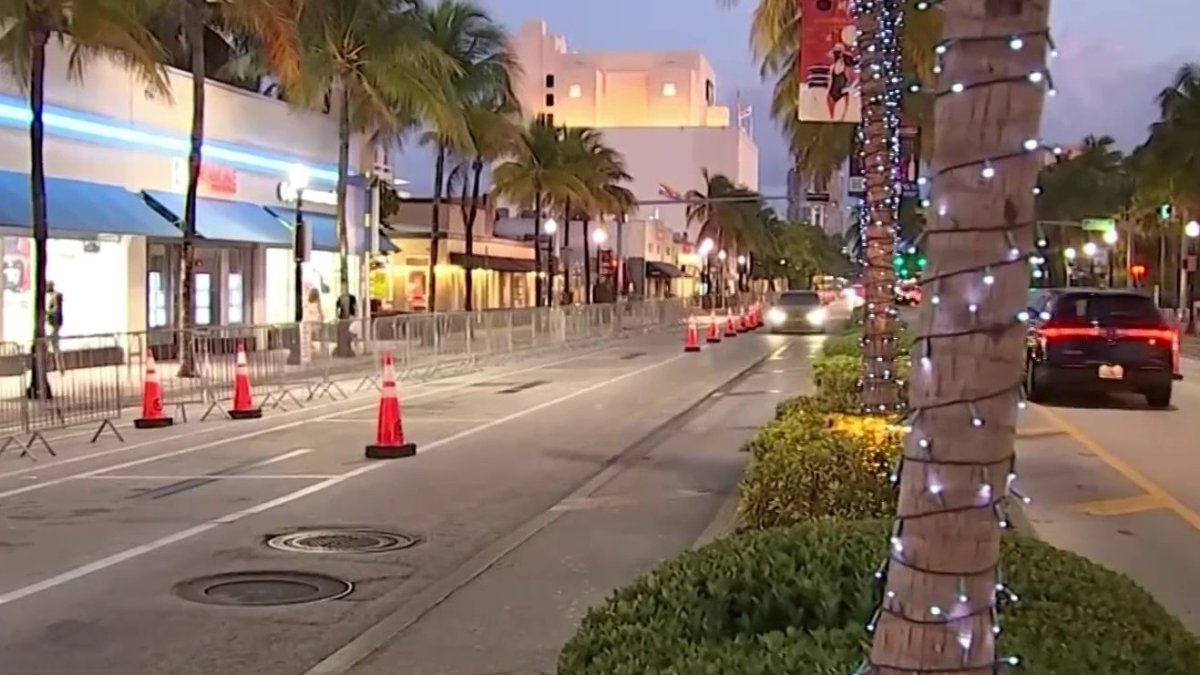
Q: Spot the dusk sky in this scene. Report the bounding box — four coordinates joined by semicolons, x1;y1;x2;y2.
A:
408;0;1200;198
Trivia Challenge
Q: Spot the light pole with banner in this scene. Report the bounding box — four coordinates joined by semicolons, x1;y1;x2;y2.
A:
286;164;310;365
543;218;559;306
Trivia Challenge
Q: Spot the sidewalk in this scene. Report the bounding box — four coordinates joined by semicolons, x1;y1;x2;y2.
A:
1184;333;1200;359
308;340;813;675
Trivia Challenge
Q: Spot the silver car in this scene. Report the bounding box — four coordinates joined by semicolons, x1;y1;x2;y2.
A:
766;291;830;334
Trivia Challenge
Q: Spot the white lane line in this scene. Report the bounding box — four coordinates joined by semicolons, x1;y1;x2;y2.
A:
321;417;494;424
84;474;336;481
0;346;623;487
0;352;686;608
247;448;312;467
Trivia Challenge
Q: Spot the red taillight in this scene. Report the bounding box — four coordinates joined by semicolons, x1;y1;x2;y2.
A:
1040;326;1100;340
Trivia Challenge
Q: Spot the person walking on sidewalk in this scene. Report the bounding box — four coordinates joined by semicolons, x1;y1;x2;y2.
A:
46;281;64;374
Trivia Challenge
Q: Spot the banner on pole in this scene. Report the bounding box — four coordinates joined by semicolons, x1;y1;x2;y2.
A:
798;0;860;123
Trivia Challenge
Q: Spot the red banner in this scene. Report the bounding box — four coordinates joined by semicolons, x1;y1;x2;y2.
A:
798;0;860;123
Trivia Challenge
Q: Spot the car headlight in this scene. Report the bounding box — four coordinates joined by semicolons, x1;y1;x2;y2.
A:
806;308;827;325
767;308;786;325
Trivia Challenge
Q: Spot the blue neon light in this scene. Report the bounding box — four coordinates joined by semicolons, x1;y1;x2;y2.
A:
0;95;341;184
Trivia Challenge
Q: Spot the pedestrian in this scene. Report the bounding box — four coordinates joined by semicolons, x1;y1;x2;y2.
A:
46;280;64;374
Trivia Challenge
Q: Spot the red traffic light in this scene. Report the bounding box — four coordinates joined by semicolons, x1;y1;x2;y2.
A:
1130;264;1147;280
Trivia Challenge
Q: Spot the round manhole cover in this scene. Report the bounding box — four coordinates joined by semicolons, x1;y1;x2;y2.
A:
266;528;420;554
175;571;352;607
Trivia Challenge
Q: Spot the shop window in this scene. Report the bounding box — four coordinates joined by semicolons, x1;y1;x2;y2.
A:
227;273;244;324
4;237;127;342
148;271;168;328
194;273;213;325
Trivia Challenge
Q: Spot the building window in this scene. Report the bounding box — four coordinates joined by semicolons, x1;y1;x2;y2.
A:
148;271;168;328
545;93;555;107
568;84;582;98
545;73;555;88
662;82;677;96
227;272;244;323
194;272;213;325
705;79;715;104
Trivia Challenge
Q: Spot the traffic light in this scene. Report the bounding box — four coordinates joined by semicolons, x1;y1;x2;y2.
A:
1158;203;1172;221
1130;264;1148;281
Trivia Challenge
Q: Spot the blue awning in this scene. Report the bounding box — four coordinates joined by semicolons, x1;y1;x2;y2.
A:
266;207;397;253
0;170;181;238
143;190;291;245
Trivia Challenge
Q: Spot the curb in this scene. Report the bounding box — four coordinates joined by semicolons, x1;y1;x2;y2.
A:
1007;499;1039;539
693;485;741;549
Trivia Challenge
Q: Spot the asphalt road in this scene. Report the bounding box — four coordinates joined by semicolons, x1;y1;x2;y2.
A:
0;327;814;675
1018;353;1200;633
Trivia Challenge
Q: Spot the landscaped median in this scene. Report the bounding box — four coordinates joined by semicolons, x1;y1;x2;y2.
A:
559;326;1200;674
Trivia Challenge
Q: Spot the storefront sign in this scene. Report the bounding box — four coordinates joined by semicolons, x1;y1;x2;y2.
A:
170;158;238;194
278;181;338;206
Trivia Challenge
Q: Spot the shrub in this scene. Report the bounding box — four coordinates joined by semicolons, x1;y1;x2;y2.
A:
821;331;862;358
811;355;860;412
560;520;1200;675
738;411;900;528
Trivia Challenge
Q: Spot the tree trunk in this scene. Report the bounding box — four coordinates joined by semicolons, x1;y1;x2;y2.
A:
332;84;354;357
616;217;625;297
533;191;543;308
463;158;482;311
582;219;592;303
854;1;901;413
27;24;51;400
177;0;206;378
561;199;572;304
428;144;446;312
868;0;1051;673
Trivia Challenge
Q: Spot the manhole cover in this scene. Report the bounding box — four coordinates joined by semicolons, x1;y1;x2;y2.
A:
175;571;352;606
266;528;419;554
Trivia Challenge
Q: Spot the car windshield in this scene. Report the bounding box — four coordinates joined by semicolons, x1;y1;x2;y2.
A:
777;292;821;307
1050;292;1163;327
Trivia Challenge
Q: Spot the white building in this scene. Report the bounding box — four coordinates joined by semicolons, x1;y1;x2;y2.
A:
0;41;384;344
511;20;758;239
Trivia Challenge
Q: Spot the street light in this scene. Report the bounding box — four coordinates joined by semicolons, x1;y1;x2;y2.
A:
736;254;747;266
1186;220;1200;238
1102;229;1118;245
591;228;608;303
543;218;559;306
542;218;558;235
1082;242;1098;258
717;250;727;261
1064;247;1077;260
698;237;714;256
592;227;607;245
286;164;309;365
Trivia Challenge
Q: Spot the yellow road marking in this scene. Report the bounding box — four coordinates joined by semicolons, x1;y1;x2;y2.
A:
1016;427;1068;440
1073;493;1166;516
1034;405;1200;532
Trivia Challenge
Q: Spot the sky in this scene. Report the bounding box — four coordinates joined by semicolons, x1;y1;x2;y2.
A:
404;0;1200;199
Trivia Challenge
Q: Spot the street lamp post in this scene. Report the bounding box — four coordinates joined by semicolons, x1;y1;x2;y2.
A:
543;218;559;306
286;164;309;365
592;227;608;302
698;237;714;307
1063;247;1077;287
1184;221;1199;331
1102;229;1118;287
717;250;728;306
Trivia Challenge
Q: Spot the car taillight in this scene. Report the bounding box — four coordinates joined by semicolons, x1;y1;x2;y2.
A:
1039;325;1100;340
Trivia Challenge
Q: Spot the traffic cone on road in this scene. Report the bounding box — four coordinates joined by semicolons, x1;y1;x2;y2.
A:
134;350;173;429
684;317;701;353
706;311;722;343
366;353;417;459
229;341;262;420
724;309;738;338
751;304;762;329
737;308;751;333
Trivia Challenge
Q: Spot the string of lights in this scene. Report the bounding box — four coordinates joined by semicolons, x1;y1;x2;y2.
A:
854;0;1056;673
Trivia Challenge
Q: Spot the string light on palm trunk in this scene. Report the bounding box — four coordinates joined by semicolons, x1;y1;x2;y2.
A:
854;1;1056;673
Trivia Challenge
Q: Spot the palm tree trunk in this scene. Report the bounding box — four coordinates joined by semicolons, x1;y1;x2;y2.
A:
27;24;51;400
177;0;205;378
582;219;592;303
533;191;543;308
616;217;625;297
868;0;1051;672
853;1;900;413
463;158;482;311
428;144;446;312
332;84;353;357
562;200;572;303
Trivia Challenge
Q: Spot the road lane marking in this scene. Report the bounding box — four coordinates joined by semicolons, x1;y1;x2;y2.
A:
84;474;336;481
0;352;690;607
1073;493;1167;516
1015;427;1068;439
0;347;629;495
247;449;312;467
1034;405;1200;532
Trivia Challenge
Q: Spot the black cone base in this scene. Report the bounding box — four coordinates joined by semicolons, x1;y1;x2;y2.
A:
707;338;721;344
366;443;417;459
134;416;174;429
685;345;701;352
230;408;263;420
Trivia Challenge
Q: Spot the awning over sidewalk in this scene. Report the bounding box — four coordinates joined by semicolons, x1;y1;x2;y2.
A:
645;261;683;278
265;207;398;253
450;252;536;273
0;170;181;238
144;190;291;245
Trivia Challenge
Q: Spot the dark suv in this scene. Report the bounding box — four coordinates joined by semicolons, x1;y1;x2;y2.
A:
1024;288;1181;408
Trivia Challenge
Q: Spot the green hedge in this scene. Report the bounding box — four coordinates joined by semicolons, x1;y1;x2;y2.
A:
560;520;1200;675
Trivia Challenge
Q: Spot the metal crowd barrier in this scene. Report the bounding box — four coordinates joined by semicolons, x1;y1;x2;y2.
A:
0;298;695;461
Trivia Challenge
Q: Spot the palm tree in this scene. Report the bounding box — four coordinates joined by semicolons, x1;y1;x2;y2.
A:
0;0;167;396
149;0;302;376
868;1;1052;671
447;103;521;310
492;120;590;307
596;182;637;298
290;0;458;350
417;0;516;312
684;169;766;302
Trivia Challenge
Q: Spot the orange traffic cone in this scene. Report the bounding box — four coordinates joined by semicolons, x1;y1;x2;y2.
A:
229;341;262;420
750;304;762;329
724;309;738;338
706;311;722;343
134;350;173;429
684;317;701;353
738;309;751;333
366;353;417;459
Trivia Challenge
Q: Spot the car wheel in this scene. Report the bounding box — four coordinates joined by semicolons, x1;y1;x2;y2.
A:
1024;361;1050;403
1145;383;1172;409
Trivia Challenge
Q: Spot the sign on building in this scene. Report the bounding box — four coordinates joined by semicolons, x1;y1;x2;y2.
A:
797;0;860;123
